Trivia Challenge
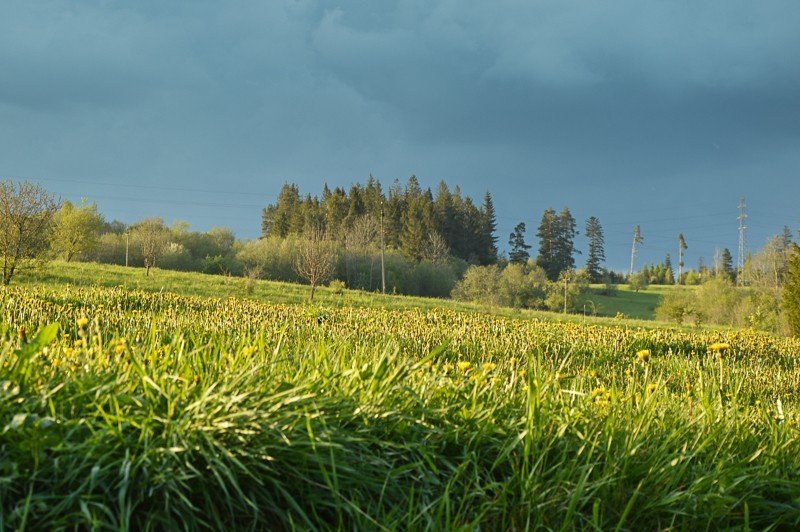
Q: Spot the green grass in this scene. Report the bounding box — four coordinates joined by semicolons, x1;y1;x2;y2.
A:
586;284;695;320
1;283;799;529
17;260;680;330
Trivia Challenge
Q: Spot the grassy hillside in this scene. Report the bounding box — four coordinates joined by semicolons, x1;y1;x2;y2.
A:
16;261;677;329
2;281;798;529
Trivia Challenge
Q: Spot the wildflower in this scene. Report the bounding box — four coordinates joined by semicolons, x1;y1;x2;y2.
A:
483;362;496;372
77;317;90;328
636;349;650;362
457;361;472;372
591;387;606;398
647;383;657;393
589;370;598;378
709;342;730;352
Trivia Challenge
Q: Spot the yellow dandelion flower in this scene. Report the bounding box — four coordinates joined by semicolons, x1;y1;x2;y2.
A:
483;362;496;372
457;361;472;372
77;317;90;328
647;383;657;393
591;387;606;398
709;342;730;352
636;349;650;361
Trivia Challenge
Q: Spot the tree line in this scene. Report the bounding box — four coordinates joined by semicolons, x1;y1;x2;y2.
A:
3;178;800;335
262;176;499;265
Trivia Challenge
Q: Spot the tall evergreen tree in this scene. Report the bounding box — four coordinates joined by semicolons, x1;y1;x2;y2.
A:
553;207;578;278
584;216;605;283
536;208;559;280
508;222;531;264
664;254;675;284
479;191;499;264
721;248;735;281
537;207;577;281
262;183;301;237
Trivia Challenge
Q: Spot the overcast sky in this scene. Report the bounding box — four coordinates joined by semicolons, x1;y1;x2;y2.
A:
2;0;798;271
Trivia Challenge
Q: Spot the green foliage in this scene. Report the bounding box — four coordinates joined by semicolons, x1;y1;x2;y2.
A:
260;177;497;266
508;222;531;264
0;180;60;285
544;269;590;313
628;271;650;292
50;199;104;262
537;207;577;281
655;289;698;325
5;284;800;529
451;264;502;307
783;243;800;336
584;216;605;282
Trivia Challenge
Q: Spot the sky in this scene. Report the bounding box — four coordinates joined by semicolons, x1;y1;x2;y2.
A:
2;0;799;272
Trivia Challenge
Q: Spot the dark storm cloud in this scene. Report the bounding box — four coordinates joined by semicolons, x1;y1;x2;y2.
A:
1;0;798;266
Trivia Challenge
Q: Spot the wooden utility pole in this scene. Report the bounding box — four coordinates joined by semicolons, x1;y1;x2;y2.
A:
380;201;386;294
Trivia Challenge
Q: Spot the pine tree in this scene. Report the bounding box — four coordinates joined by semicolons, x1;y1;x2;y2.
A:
584;216;605;283
536;208;559;280
664;254;675;284
553;207;578;277
721;248;735;281
508;222;531;264
479;191;499;264
783;243;800;336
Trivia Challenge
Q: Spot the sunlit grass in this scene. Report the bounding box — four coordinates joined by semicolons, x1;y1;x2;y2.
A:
2;281;799;528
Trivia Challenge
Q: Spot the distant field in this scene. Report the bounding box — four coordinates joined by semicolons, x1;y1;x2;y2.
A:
586;284;694;320
16;261;677;329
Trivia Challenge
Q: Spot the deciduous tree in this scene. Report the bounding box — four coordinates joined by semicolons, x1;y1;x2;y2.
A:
137;218;168;276
295;226;337;301
0;180;60;285
50;199;104;262
783;243;800;336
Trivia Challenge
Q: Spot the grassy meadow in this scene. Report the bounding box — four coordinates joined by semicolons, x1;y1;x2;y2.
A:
2;264;800;529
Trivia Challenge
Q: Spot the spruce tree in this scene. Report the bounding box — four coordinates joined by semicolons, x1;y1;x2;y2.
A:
508;222;531;264
664;254;675;284
584;216;605;283
721;248;735;281
479;191;499;264
554;207;578;277
536;208;559;280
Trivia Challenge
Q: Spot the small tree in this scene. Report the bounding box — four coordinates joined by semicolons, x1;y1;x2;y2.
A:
628;271;649;292
508;222;531;264
783;243;800;336
137;218;167;276
0;180;60;285
295;226;337;301
50;198;104;262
